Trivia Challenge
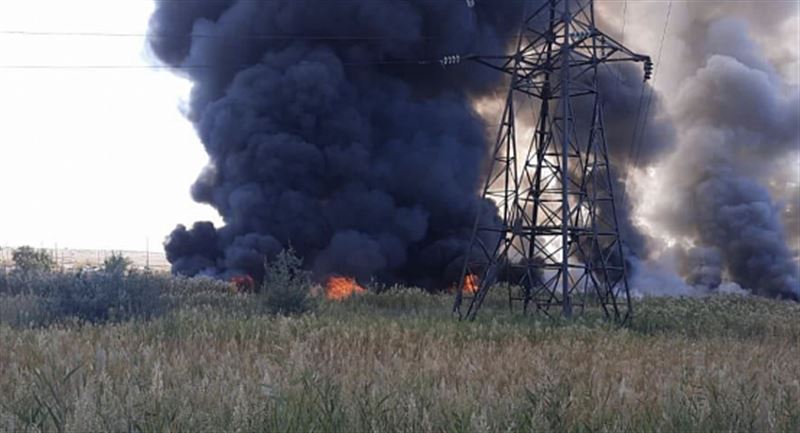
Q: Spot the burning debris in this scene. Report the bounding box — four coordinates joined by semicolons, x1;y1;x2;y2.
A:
229;274;255;293
325;276;366;301
463;274;479;294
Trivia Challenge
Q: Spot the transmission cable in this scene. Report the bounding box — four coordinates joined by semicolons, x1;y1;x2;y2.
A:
631;0;672;170
610;0;629;119
0;29;439;41
620;0;672;212
0;58;436;70
620;0;628;43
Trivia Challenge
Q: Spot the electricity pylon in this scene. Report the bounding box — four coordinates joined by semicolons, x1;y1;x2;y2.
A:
452;0;651;322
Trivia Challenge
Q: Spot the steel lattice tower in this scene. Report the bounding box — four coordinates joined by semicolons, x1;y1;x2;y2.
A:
452;0;651;322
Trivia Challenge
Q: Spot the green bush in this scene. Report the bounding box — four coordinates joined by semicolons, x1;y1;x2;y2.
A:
0;269;62;296
0;269;15;295
44;272;166;324
12;246;54;273
0;294;49;327
103;251;133;275
260;249;315;315
0;271;248;327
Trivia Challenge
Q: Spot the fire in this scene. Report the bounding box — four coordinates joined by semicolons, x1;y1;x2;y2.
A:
325;276;366;301
229;275;255;293
463;273;479;294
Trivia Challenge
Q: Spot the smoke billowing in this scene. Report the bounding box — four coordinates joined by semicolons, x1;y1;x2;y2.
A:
151;1;799;300
150;0;533;287
613;4;800;300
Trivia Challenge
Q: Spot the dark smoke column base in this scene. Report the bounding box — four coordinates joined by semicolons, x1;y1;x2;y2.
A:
453;0;652;323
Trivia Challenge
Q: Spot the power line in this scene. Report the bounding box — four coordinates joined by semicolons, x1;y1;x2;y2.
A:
0;29;437;41
631;0;672;169
611;0;629;121
621;0;672;212
0;28;476;70
620;0;628;42
0;58;436;70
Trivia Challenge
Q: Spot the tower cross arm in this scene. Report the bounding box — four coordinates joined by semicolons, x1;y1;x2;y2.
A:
580;28;650;66
436;28;653;82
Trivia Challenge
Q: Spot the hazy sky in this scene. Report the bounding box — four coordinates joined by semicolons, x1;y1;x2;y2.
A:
0;0;220;251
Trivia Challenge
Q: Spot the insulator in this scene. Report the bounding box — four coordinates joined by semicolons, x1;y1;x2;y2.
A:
440;54;462;67
570;30;590;40
643;58;654;81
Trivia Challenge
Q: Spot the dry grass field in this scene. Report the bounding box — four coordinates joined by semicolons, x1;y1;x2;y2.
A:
1;276;799;432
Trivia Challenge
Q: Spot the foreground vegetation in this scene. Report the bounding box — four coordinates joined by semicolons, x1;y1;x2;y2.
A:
1;271;798;432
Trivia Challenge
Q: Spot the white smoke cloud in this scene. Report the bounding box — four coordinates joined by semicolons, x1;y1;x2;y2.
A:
607;3;800;298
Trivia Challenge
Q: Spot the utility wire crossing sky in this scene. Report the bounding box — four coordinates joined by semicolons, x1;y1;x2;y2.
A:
0;0;220;251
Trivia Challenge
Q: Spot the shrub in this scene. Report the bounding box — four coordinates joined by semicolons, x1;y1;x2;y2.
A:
0;294;48;327
0;269;13;294
261;249;315;315
103;251;133;275
0;269;61;296
45;272;166;324
12;246;55;273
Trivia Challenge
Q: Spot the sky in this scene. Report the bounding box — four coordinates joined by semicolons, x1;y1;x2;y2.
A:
0;0;221;251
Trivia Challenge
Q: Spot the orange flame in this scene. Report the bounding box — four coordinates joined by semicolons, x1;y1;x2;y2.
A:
463;274;479;294
326;276;366;301
229;275;255;293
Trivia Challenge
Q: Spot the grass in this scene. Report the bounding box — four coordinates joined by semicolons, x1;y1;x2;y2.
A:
0;276;798;432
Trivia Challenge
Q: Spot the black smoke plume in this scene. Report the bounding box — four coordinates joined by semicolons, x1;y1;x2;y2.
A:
150;0;535;287
151;1;798;301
